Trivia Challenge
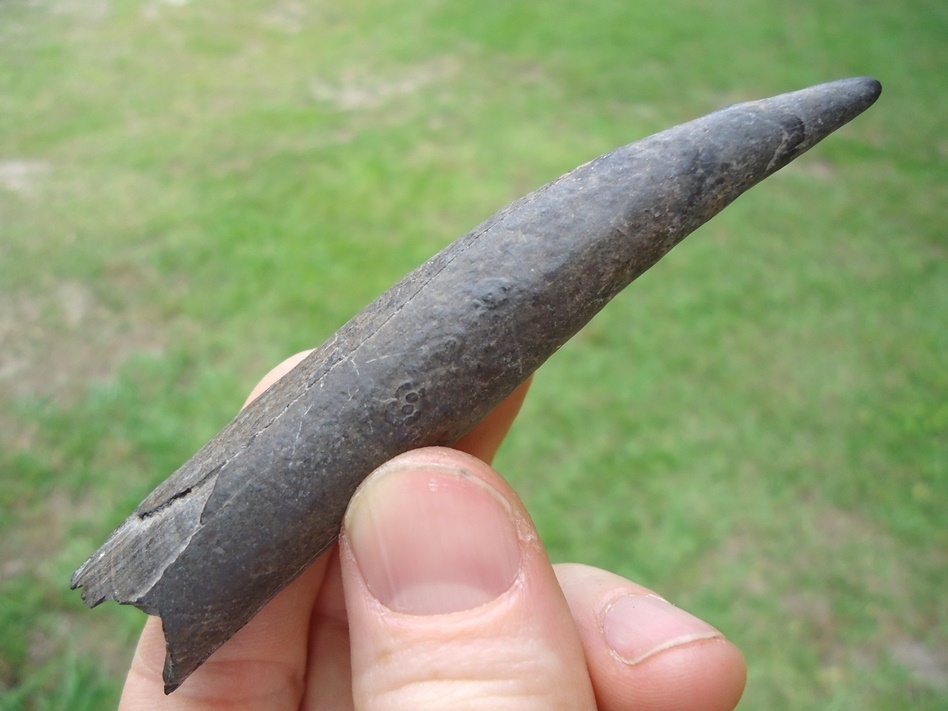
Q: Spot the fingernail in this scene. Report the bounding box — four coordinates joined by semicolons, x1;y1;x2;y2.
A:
603;594;725;665
343;460;522;615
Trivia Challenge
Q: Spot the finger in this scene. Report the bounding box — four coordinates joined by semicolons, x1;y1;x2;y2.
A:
119;556;330;710
554;564;746;711
339;447;597;710
120;351;532;707
120;351;327;709
300;546;354;710
262;354;530;708
243;349;314;407
453;376;532;463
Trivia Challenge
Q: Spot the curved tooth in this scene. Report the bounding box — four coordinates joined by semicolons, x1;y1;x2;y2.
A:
71;77;881;693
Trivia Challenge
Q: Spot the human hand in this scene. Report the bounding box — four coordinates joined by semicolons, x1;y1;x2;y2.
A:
119;352;746;710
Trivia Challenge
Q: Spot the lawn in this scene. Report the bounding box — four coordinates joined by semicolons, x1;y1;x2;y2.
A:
1;0;945;708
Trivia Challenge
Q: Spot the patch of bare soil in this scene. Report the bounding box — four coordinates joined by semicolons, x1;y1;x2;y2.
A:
891;638;948;692
0;261;170;689
0;272;174;510
0;159;49;196
803;508;946;692
310;55;460;111
693;502;947;695
0;280;166;405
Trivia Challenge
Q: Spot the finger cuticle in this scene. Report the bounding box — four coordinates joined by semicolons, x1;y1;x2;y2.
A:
602;594;725;665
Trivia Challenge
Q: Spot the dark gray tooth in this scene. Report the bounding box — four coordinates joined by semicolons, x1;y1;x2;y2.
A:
70;77;881;693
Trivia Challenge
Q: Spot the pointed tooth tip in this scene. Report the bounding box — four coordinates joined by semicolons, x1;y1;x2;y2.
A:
862;77;883;107
860;76;882;96
813;76;882;112
833;75;882;105
813;77;883;134
830;75;882;92
751;76;882;153
848;75;882;94
788;76;881;108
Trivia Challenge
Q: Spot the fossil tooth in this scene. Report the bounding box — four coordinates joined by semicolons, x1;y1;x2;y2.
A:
71;77;881;693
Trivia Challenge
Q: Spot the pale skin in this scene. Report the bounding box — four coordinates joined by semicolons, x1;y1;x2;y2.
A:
119;351;747;710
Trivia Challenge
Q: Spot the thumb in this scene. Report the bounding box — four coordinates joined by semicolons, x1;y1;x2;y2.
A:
339;447;596;710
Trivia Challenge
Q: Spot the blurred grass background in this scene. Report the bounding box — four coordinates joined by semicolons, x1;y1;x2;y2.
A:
1;0;945;708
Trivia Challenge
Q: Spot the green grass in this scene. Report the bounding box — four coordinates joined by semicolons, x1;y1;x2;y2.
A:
1;0;945;707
